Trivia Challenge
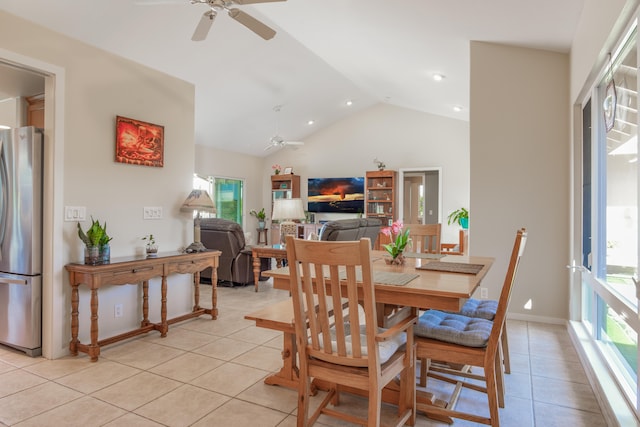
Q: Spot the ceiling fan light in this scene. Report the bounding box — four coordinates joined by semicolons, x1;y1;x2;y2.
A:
307;120;314;125
345;99;353;106
432;73;445;81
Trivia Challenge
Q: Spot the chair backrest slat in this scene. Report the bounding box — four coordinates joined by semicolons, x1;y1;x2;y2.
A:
406;223;442;254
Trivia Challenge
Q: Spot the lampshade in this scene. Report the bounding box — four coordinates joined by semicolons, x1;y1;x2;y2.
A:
180;189;216;214
272;198;305;222
181;189;216;253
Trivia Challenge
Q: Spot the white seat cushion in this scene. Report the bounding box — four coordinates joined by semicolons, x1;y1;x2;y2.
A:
319;323;406;364
414;310;492;348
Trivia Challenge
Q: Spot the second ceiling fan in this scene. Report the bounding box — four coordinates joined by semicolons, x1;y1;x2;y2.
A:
264;105;305;151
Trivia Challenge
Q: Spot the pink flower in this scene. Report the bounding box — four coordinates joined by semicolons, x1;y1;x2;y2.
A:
390;220;403;235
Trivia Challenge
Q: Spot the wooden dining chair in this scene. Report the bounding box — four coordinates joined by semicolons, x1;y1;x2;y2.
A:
406;223;441;254
285;235;417;427
413;228;527;427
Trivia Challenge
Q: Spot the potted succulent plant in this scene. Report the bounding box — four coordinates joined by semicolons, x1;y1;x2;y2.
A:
250;208;267;230
77;217;112;265
447;207;469;229
142;234;158;257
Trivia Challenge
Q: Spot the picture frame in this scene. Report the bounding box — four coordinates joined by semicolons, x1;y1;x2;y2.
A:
115;116;164;167
283;166;293;175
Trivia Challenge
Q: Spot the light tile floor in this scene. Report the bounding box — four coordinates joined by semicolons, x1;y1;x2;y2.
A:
0;281;607;426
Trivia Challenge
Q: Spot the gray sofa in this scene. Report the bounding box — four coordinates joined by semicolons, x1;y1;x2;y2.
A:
318;218;382;248
199;218;268;286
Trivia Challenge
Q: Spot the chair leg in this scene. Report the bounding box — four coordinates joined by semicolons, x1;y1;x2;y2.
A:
501;328;511;374
495;348;505;408
297;373;311;427
419;358;428;387
367;387;382;427
484;360;501;427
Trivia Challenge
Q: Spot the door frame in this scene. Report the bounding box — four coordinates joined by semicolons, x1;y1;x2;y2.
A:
398;167;442;225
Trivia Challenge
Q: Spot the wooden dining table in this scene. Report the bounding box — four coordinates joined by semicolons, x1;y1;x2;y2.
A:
246;251;495;417
267;251;494;312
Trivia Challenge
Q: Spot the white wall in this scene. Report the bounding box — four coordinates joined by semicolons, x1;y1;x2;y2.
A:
0;11;197;358
261;103;470;244
470;42;570;321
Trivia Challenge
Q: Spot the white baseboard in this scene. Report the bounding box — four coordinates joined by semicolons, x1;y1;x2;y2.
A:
507;311;566;325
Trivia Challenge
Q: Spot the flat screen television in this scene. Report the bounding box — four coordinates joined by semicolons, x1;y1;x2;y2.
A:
307;177;365;214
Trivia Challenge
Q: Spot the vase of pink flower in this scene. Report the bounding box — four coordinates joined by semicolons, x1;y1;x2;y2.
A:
381;220;411;265
272;164;282;175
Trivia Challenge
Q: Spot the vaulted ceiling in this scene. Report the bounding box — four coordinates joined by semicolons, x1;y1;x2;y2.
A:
0;0;585;156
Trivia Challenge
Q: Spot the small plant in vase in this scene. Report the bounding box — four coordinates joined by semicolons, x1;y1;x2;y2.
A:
381;220;411;265
447;207;469;229
77;217;112;265
250;208;267;230
142;234;158;257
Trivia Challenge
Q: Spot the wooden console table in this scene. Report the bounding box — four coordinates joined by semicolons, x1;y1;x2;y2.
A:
65;250;220;361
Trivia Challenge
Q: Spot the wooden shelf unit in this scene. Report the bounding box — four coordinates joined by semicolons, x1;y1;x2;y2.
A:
365;170;397;227
365;170;397;250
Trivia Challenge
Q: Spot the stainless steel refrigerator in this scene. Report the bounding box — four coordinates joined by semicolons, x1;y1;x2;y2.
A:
0;126;43;356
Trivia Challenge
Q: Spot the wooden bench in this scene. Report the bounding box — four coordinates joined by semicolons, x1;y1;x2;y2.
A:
244;299;298;390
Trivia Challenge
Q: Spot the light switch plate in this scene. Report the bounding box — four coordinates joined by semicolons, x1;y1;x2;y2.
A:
143;207;163;220
64;206;86;222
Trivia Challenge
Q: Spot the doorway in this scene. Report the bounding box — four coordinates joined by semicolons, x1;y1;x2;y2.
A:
398;167;441;225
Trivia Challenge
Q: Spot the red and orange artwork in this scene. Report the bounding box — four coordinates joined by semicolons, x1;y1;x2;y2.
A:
115;116;164;167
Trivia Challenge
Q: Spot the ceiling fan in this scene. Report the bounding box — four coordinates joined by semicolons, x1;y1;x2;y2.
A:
138;0;286;41
264;105;305;151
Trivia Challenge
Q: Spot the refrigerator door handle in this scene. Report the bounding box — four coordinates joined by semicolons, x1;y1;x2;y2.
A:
0;277;28;286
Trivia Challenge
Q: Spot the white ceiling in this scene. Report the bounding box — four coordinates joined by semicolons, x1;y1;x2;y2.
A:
0;0;585;157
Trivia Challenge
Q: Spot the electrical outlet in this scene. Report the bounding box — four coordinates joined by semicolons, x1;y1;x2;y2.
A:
143;207;163;220
114;304;123;318
480;287;488;299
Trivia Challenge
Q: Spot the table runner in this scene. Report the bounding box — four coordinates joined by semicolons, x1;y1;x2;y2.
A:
416;262;484;275
402;252;446;260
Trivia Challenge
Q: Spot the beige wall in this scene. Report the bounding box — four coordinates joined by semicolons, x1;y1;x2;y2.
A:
0;11;196;358
470;42;570;321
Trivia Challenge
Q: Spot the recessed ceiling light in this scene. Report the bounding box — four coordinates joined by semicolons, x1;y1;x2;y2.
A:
453;105;463;112
345;100;353;106
433;73;446;81
307;120;315;125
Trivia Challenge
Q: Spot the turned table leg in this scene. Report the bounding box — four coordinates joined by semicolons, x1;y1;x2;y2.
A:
160;275;168;337
253;253;261;292
141;280;150;327
69;284;79;355
89;288;100;362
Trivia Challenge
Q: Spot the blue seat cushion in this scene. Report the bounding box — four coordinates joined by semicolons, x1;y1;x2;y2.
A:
460;298;498;320
414;310;492;348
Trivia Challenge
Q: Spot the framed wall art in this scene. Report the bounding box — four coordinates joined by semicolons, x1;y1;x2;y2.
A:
115;116;164;167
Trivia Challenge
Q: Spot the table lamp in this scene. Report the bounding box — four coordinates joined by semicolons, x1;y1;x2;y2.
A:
272;198;305;246
181;189;216;253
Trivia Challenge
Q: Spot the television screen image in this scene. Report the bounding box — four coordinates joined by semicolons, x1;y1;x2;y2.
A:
307;177;365;213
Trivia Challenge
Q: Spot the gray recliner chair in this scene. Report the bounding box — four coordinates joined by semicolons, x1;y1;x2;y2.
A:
318;218;382;248
199;218;268;286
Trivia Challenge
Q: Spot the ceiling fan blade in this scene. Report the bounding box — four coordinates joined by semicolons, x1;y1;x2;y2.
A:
264;143;276;151
284;141;304;146
192;10;216;41
228;8;276;40
234;0;287;4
